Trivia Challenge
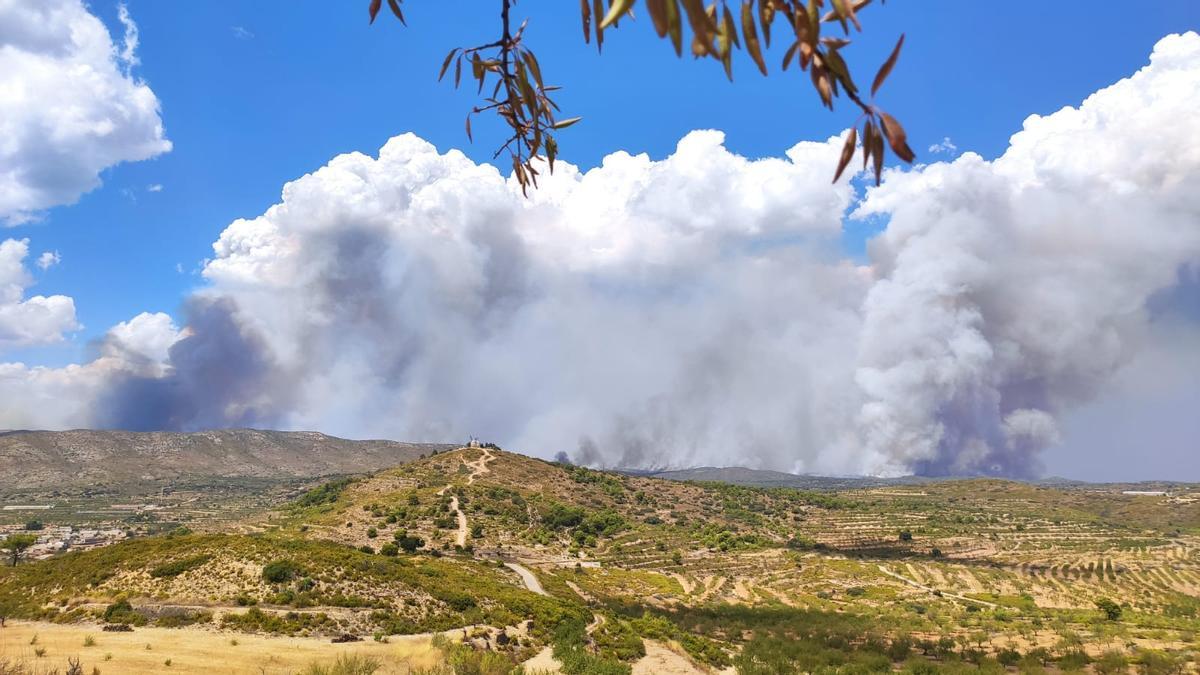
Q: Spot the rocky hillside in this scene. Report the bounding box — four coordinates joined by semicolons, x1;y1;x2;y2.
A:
0;429;454;491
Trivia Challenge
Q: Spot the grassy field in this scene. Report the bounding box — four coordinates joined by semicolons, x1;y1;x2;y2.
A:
0;620;445;674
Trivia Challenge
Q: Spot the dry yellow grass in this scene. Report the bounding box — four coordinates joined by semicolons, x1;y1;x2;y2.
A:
0;621;444;674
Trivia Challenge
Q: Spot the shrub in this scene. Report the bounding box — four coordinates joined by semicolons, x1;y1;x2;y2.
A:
1134;649;1182;675
1093;650;1128;675
150;554;213;578
1057;649;1092;671
299;653;381;675
294;478;356;508
888;635;914;661
997;648;1022;667
542;503;586;529
380;542;399;556
103;600;145;626
395;533;424;553
156;610;212;628
1095;598;1123;621
262;559;302;583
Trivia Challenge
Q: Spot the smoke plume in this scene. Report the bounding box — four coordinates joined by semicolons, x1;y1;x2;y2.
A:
2;33;1198;477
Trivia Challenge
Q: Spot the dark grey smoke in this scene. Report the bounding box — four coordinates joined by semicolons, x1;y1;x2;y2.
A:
5;34;1199;479
92;297;288;431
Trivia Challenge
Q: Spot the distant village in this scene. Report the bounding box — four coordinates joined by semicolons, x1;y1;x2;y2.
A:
0;504;142;560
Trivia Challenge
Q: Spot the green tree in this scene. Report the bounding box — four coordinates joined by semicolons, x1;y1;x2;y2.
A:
368;0;913;191
262;559;303;584
395;532;425;553
1095;598;1123;621
1;533;37;567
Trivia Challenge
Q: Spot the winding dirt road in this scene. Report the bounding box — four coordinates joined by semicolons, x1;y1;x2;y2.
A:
504;562;547;596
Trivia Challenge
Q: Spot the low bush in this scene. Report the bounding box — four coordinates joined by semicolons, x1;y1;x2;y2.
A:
149;554;212;579
262;559;303;583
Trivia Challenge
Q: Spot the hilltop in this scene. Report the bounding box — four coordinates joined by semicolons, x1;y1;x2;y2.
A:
0;429;454;493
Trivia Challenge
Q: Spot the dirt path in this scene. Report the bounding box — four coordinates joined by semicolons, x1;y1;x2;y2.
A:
670;572;696;595
436;447;497;549
732;578;753;603
466;446;495;485
586;612;606;635
697;576;727;602
565;580;598;604
504;562;547;596
877;565;997;608
448;495;468;547
523;646;563;673
632;640;708;675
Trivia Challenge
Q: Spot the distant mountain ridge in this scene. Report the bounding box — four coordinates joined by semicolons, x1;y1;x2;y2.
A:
0;429;455;492
636;465;1195;490
636;466;932;490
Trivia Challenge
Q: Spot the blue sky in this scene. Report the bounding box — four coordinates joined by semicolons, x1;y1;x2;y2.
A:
14;0;1196;366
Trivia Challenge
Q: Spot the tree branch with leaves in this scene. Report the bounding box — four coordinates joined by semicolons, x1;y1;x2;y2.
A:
370;0;913;190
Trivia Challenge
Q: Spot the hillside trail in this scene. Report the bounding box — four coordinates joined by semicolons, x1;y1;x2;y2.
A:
436;446;498;548
466;446;495;485
632;640;712;674
876;564;997;608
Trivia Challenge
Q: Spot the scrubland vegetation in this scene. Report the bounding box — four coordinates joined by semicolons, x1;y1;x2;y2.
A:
2;445;1198;673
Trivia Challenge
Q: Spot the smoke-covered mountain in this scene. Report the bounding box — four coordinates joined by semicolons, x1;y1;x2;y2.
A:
0;429;453;492
639;466;932;490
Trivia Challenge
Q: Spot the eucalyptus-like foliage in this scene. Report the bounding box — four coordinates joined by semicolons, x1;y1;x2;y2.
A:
369;0;914;190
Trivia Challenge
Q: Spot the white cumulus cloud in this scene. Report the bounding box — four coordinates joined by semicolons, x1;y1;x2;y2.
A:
0;238;79;350
852;31;1200;476
0;0;171;224
927;137;957;154
36;250;61;270
1;34;1198;479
